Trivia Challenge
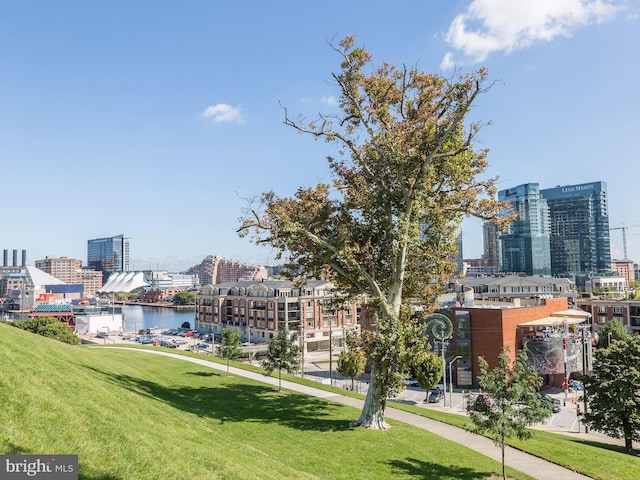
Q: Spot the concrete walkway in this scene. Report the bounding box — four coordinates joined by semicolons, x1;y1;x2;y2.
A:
108;347;593;480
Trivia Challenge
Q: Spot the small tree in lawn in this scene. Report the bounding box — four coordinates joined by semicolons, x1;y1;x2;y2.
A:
262;325;301;391
219;327;242;375
337;348;366;391
582;335;640;454
596;318;629;348
468;348;551;480
414;350;442;402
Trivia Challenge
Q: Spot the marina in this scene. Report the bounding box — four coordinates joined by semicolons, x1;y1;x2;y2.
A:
121;304;196;333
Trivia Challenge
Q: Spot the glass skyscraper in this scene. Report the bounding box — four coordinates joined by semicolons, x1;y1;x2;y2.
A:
87;234;130;277
498;183;551;276
540;181;611;282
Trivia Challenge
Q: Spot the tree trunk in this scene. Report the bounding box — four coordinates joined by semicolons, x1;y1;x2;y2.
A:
501;433;506;480
356;363;389;429
623;422;634;454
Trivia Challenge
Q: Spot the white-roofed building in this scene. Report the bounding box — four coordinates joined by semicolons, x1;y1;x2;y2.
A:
98;271;149;293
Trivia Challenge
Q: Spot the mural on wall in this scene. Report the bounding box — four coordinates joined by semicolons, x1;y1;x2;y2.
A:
523;335;583;374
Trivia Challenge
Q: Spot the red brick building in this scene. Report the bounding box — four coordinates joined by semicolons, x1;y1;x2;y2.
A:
445;297;591;388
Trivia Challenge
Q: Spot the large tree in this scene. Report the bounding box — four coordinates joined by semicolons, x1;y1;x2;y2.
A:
239;36;505;428
468;348;551;480
582;335;640;454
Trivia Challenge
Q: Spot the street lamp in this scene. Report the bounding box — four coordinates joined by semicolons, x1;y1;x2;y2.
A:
448;355;462;409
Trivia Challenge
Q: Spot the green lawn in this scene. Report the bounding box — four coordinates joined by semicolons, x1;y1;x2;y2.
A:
3;325;640;479
1;324;532;480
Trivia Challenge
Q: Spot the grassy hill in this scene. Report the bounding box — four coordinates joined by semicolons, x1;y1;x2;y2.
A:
0;323;537;480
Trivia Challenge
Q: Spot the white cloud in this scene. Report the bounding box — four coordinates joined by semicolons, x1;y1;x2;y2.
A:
441;0;620;68
201;103;246;124
320;95;337;106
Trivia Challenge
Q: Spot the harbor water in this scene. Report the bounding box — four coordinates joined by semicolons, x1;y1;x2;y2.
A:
122;305;196;333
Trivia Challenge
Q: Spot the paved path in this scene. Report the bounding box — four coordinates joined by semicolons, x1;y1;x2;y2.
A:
107;347;593;480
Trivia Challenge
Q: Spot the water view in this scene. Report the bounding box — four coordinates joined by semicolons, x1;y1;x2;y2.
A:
122;305;196;333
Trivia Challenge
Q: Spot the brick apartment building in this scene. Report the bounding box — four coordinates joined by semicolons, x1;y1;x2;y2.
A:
195;279;360;351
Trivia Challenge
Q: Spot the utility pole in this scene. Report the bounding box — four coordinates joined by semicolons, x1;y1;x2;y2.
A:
581;327;589;433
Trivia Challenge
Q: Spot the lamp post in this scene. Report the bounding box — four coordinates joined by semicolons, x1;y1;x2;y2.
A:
329;322;333;385
581;326;590;433
448;355;462;409
441;339;446;406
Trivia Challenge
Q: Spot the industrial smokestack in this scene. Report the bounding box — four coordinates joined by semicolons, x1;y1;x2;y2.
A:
22;250;26;267
3;250;6;267
12;249;17;267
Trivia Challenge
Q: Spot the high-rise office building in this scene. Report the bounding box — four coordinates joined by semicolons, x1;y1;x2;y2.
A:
454;227;463;275
498;183;551;276
87;234;130;279
540;181;611;281
482;222;499;268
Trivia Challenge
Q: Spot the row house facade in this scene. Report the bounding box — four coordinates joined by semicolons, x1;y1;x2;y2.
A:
195;279;361;351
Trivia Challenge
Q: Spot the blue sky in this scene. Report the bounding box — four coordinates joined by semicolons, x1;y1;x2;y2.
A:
1;0;638;272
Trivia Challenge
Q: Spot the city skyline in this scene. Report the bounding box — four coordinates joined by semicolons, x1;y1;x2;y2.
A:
2;1;638;271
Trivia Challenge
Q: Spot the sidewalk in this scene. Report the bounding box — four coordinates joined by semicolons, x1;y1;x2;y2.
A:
109;347;595;480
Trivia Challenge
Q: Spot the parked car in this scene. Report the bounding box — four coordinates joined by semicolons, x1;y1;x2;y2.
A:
569;380;584;391
552;405;561;413
406;378;420;387
160;339;177;348
428;389;441;403
96;331;109;338
181;330;195;337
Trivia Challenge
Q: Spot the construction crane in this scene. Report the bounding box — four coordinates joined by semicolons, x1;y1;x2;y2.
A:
610;223;640;260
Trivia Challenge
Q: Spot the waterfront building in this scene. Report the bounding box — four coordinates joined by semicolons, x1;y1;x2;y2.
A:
34;256;103;296
72;303;124;334
35;256;82;284
87;234;130;280
540;181;611;282
195;255;267;285
195;279;360;351
99;271;149;293
0;265;65;315
498;183;551;276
